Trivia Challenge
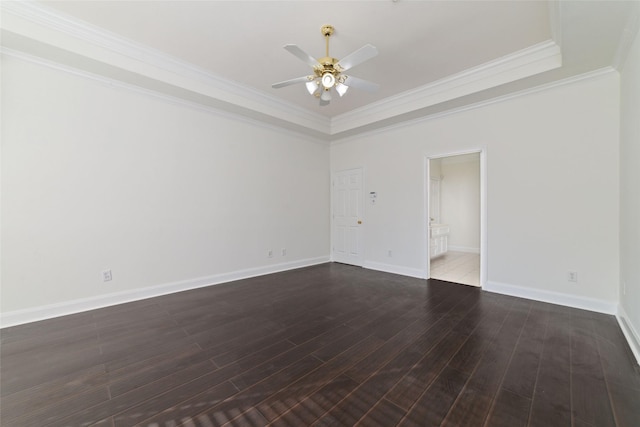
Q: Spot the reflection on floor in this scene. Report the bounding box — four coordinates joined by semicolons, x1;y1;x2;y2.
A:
430;251;480;287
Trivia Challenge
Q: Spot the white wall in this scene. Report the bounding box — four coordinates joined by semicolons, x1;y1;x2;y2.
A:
1;47;629;331
440;154;480;252
331;72;620;311
619;27;640;359
1;55;330;320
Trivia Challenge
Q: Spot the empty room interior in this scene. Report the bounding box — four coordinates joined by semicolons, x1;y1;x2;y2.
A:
1;1;640;426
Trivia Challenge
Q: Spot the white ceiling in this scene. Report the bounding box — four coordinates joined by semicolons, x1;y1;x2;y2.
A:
39;0;553;116
2;1;639;140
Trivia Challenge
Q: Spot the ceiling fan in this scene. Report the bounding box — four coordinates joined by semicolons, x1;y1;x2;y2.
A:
272;25;379;106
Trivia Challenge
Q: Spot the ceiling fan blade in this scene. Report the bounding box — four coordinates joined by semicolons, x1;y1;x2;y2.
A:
336;44;378;71
272;76;311;89
283;44;319;67
342;76;379;93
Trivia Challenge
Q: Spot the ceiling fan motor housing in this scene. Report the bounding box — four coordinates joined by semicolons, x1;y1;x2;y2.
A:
314;57;342;78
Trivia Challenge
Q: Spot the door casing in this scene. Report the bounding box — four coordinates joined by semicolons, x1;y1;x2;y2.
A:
425;149;487;286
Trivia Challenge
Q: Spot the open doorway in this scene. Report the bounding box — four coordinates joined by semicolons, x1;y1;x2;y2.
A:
427;152;483;287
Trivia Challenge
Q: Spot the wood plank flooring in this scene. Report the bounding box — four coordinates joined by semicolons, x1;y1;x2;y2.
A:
1;263;639;426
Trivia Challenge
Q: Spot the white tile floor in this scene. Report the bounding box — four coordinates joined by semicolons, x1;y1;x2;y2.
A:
430;251;480;287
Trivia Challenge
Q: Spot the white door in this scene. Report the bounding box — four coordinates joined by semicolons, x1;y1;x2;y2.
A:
332;168;364;266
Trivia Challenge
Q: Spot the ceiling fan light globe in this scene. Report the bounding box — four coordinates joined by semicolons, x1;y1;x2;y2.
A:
305;81;318;95
336;83;349;97
321;73;335;89
320;89;332;101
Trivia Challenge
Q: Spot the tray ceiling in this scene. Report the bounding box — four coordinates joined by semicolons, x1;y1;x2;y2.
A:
2;1;638;140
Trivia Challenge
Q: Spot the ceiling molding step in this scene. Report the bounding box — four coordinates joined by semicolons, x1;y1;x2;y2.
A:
549;0;563;49
0;1;331;135
330;41;562;136
1;45;330;145
330;39;562;135
330;67;615;146
612;1;640;71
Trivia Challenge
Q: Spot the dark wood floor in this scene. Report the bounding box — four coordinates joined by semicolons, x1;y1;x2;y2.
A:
1;263;639;426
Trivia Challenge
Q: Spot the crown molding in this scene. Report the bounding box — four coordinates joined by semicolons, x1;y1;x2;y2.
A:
330;40;562;135
1;45;330;146
549;1;563;49
0;1;331;135
330;66;615;146
2;1;564;139
612;1;640;71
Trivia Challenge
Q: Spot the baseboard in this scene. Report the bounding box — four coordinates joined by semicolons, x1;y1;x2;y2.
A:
0;256;330;328
484;280;617;315
363;261;425;279
617;304;640;366
448;246;481;254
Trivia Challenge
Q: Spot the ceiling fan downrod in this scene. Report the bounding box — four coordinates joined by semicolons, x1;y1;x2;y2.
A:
316;25;339;88
322;24;334;57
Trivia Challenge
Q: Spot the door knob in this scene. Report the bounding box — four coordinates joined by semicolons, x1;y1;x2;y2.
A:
357;220;362;224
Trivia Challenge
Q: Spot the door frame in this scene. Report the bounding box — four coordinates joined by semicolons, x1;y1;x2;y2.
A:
424;149;487;287
330;167;365;267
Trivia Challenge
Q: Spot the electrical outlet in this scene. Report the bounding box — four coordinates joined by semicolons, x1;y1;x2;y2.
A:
568;271;578;282
268;250;273;258
281;248;286;256
102;269;113;282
